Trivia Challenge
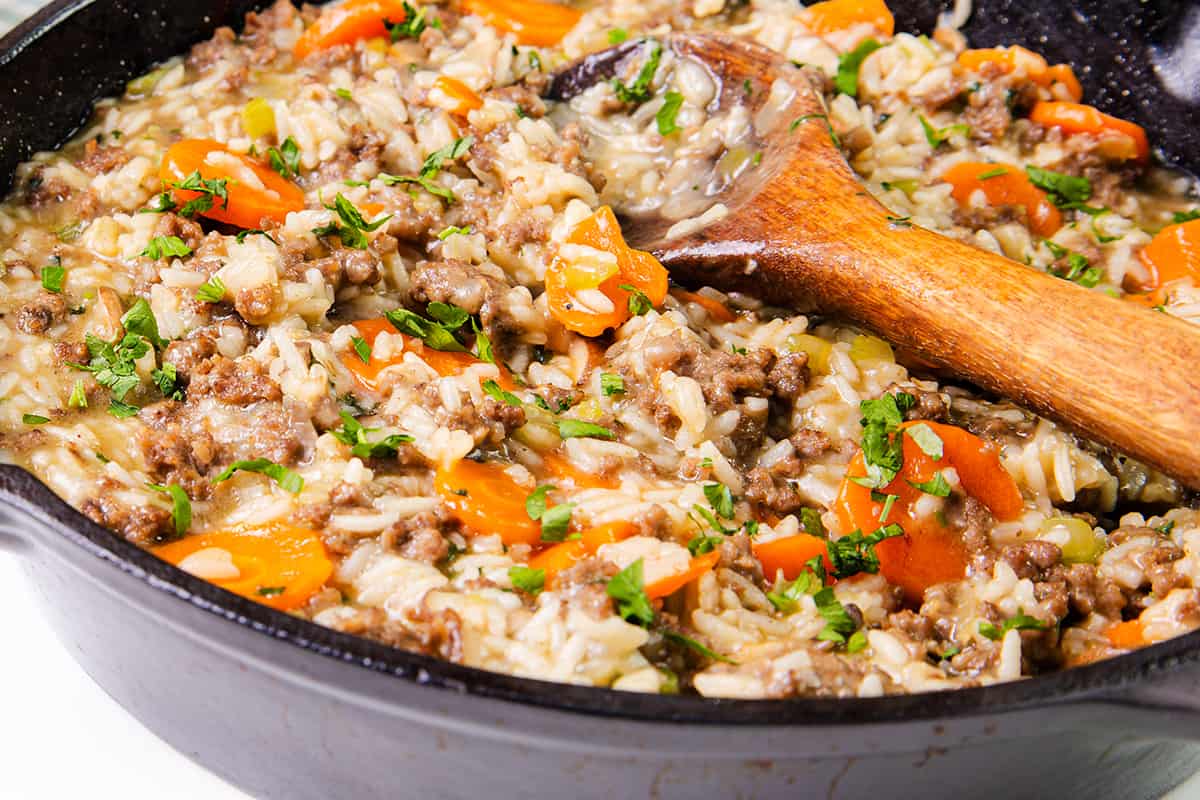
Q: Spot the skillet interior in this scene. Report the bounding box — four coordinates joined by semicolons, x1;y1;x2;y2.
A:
0;0;1198;723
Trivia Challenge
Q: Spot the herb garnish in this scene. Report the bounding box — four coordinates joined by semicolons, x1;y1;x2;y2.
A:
662;630;738;664
611;41;662;105
195;275;226;303
379;136;473;204
835;38;882;97
827;523;904;579
556;419;615;440
656;91;684;135
41;259;65;293
978;609;1047;641
311;193;391;250
383;1;427;40
140;235;192;260
350;336;371;364
148;482;191;539
266;136;301;179
385;304;469;352
703;481;735;519
618;283;653;316
918;115;969;148
508;565;545;595
606;558;655;626
330;411;414;459
851;392;914;489
212;458;304;494
169;170;230;218
600;373;625;396
1024;165;1092;209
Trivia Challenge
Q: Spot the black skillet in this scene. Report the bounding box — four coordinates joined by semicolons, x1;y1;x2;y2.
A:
1;2;1199;798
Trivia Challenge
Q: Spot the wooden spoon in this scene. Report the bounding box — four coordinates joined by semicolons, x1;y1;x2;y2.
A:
550;34;1200;490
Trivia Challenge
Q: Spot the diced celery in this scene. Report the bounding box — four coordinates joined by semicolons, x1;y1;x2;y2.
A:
126;66;169;97
849;334;895;364
241;97;276;139
785;333;832;375
1041;517;1106;564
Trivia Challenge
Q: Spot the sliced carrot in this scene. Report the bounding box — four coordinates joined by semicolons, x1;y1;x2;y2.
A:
153;523;332;611
432;75;483;115
159;139;306;229
435;459;541;545
540;451;619;490
1029;101;1149;163
1045;64;1083;102
645;550;721;599
458;0;583;47
752;533;834;582
546;205;669;337
530;521;637;587
940;161;1062;238
670;288;737;323
1136;219;1200;291
343;317;516;392
798;0;894;37
835;420;1022;600
1106;618;1147;650
293;0;412;59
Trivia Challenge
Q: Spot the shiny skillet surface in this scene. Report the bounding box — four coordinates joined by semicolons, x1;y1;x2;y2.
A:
0;0;1198;722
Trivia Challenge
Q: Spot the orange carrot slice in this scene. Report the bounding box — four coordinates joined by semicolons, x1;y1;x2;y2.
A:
435;459;543;545
957;47;1082;101
644;550;721;599
546;205;669;337
1106;618;1146;649
293;0;413;59
670;288;737;323
153;523;332;611
1136;219;1200;292
799;0;894;37
1029;102;1149;163
432;75;483;115
752;533;834;582
530;521;637;587
834;420;1022;600
459;0;583;46
540;451;619;490
159;139;306;229
941;161;1063;238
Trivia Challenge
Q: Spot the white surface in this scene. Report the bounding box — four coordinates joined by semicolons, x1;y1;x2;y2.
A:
0;554;248;800
3;552;1200;800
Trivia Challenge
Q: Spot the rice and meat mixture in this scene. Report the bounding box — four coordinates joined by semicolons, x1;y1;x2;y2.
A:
1;0;1199;698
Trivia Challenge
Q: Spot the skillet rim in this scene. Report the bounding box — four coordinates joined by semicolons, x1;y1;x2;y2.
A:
0;0;1197;727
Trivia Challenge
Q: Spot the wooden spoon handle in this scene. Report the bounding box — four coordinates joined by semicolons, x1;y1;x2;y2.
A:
661;162;1200;488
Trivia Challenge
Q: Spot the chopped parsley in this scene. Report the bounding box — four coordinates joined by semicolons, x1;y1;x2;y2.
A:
384;1;427;40
437;225;471;240
212;458;304;494
385;304;468;352
799;507;826;537
834;38;882;97
525;484;554;520
508;565;545;595
108;400;139;418
121;298;168;349
814;586;858;644
1024;165;1092;209
330;411;414;460
600;373;625;396
22;413;49;425
918;115;969;148
153;362;182;400
138;192;177;215
266;136;301;179
607;28;628;44
846;629;868;653
472;318;494;364
69;333;149;407
656;91;684;135
662;630;737;664
703;481;735;519
881;178;918;195
827;523;904;580
977;166;1009;180
140;235;192;260
41;260;65;293
195;275;226;303
482;378;522;407
334;88;353;100
350;336;371;364
851;392;914;489
688;534;723;556
619;283;653;316
556;419;615;440
68;380;88;409
148;482;191;539
766;566;822;614
168;170;229;218
539;503;576;542
1157;520;1177;535
1173;209;1200;224
978;609;1047;641
788;113;841;147
691;504;736;536
311;193;391;249
379;136;473;204
909;471;951;497
606;558;655;626
234;229;278;245
611;40;662;105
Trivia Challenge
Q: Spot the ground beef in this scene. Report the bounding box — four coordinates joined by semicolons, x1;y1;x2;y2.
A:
1063;563;1127;618
53;340;89;365
23;168;73;208
554;556;618;619
718;532;763;582
408;258;506;318
137;403;217;498
329;481;370;507
744;466;805;516
382;509;455;563
185;27;248;91
766;429;833;478
488;83;547;117
240;0;295;64
1000;540;1062;581
302;125;386;187
961;65;1036;143
764;352;809;401
945;494;996;572
497;213;548;249
630;504;669;538
890;384;949;422
417;384;526;446
297;246;382;287
234;284;279;325
162;334;217;383
78;139;130;175
639;334;777;413
153;213;205;253
81;482;175;545
951;203;1023;231
15;291;68;335
188;355;282;405
1056;137;1145;209
293;502;333;529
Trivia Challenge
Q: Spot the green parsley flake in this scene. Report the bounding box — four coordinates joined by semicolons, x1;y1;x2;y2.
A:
813;586;858;644
834;38;882;97
979;609;1047;641
140;235;192;260
384;1;427;39
619;283;653;316
195;275;226;304
169;171;229;218
918;115;970;148
482;378;522;407
606;558;655;626
351;336;371;364
22;413;49;425
120;298;168;349
611;40;662;105
525;484;555;520
909;472;951;497
607;28;628;44
41;261;65;293
799;507;826;537
539;503;576;542
703;482;735;519
330;411;415;460
68;380;88;409
1024;165;1092;208
827;523;904;579
600;373;625;396
148;482;191;539
212;458;304;494
662;630;738;664
311;193;391;250
384;306;467;352
556;419;615;440
656;91;684;136
266;136;301;179
437;225;471;240
508;565;545;595
905;422;944;460
976;167;1009;180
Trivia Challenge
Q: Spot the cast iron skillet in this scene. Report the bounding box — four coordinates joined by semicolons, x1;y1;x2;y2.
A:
0;2;1199;798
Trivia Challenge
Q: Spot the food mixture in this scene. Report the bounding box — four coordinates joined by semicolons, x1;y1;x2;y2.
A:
2;0;1199;698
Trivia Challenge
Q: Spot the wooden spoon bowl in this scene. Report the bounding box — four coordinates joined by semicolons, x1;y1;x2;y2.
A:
551;34;1200;489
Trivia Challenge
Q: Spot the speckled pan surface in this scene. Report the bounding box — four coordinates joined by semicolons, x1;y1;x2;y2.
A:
1;0;1200;797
